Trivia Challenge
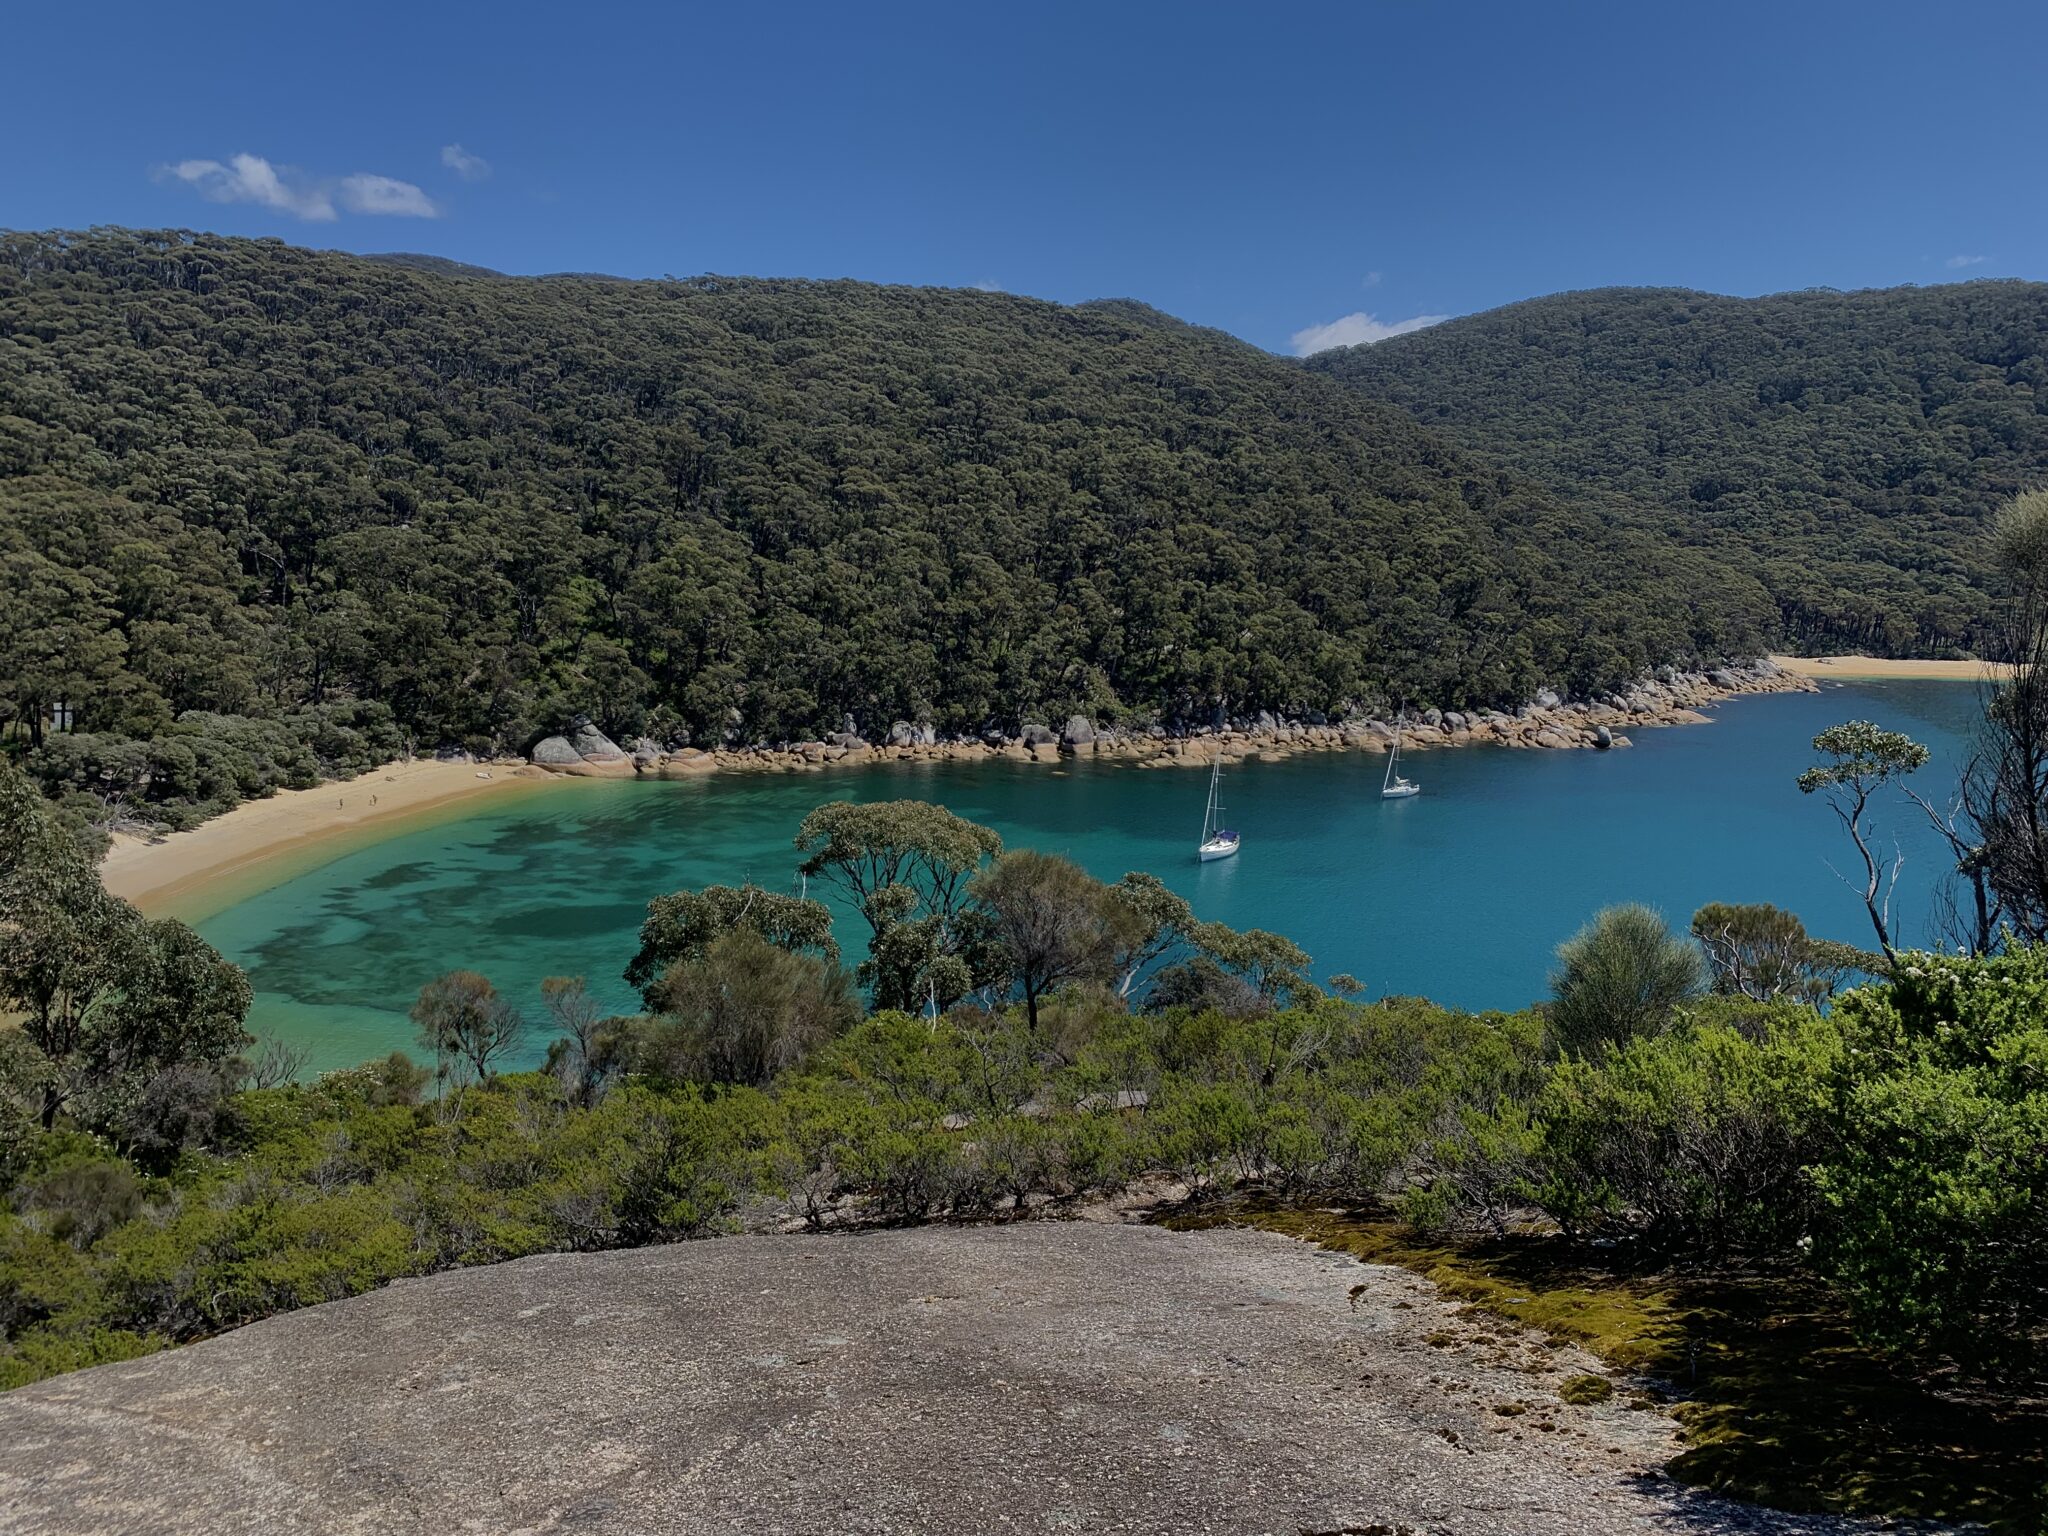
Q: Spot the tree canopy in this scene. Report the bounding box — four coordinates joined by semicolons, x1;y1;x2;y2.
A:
0;756;250;1148
3;230;1789;826
1312;283;2048;657
625;882;839;1006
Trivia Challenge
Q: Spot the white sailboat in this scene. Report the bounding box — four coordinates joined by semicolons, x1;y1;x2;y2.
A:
1382;711;1421;799
1197;756;1240;861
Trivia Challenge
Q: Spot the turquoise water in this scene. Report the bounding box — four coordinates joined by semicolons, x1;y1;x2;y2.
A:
200;681;1986;1075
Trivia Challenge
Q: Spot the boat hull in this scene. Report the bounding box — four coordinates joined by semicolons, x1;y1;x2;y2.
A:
1197;836;1240;861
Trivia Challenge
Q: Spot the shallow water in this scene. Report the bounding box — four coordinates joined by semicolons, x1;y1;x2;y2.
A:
199;681;1986;1074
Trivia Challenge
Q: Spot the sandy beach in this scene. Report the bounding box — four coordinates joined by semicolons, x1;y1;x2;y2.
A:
99;759;552;918
1770;653;2007;681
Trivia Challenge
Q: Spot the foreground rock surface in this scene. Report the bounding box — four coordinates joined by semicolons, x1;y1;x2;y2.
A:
0;1224;1906;1536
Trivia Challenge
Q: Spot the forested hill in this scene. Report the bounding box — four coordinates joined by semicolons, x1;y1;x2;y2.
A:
0;229;1777;786
1308;283;2048;657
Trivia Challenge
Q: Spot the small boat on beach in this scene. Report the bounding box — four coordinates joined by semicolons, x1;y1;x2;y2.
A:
1197;756;1240;861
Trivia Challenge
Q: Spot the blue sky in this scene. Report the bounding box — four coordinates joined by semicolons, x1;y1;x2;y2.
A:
6;1;2042;354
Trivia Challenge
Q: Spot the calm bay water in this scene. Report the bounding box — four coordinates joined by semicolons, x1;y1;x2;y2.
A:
200;681;1985;1074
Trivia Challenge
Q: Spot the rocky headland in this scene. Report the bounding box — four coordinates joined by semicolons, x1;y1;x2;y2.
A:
527;660;1816;778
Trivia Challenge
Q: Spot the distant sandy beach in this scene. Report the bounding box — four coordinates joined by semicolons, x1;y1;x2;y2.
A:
1770;653;2007;682
100;759;552;919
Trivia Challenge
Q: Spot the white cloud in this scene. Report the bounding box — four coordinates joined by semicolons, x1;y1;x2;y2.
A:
1361;270;1383;289
158;152;439;220
338;173;439;217
160;154;336;221
1946;253;1987;269
971;278;1002;292
441;143;490;180
1289;310;1449;356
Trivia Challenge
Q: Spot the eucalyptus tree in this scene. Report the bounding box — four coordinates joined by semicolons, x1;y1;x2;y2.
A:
1189;922;1315;1005
1966;489;2048;942
969;851;1141;1033
795;800;1002;931
410;971;527;1093
1105;872;1198;1001
796;800;1002;1009
1798;721;1929;958
626;882;837;1007
540;976;630;1109
1689;901;1872;1004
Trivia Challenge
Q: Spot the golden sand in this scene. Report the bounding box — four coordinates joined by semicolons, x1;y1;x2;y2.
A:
99;759;553;919
1770;653;2007;682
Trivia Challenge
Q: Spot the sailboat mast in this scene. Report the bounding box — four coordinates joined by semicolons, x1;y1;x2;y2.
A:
1195;747;1243;858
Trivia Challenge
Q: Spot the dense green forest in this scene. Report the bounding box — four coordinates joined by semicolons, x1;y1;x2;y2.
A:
8;232;2042;821
1311;283;2048;656
2;229;1783;822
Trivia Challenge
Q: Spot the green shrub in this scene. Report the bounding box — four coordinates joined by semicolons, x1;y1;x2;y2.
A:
610;1085;777;1242
2;942;2038;1397
1548;904;1705;1056
1523;1007;1834;1258
1813;949;2048;1374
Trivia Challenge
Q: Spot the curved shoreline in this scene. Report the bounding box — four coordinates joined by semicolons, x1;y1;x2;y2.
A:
554;661;1817;780
99;760;556;920
101;664;1829;920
